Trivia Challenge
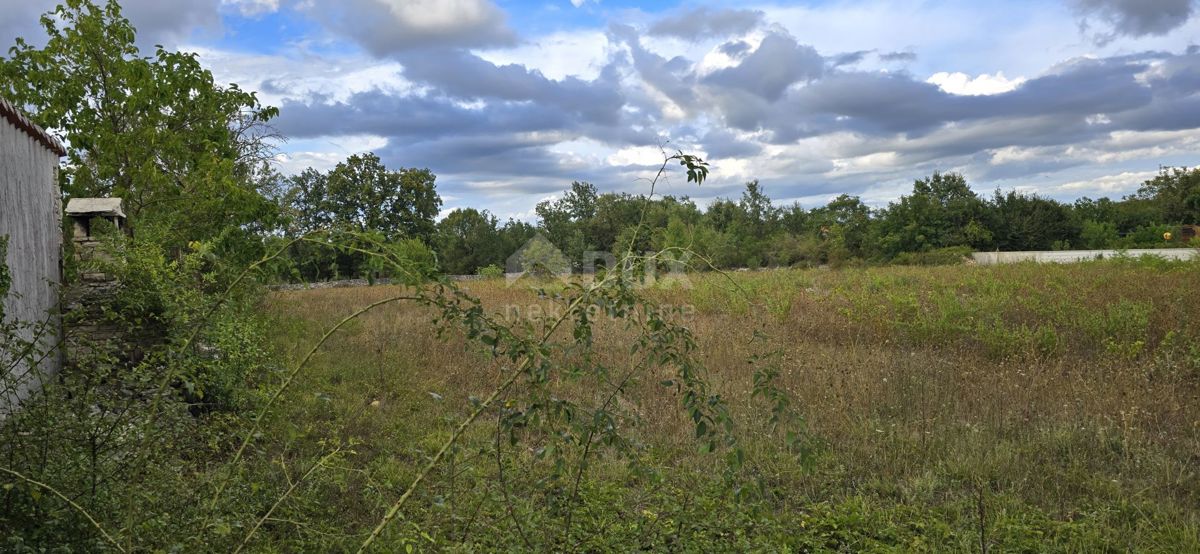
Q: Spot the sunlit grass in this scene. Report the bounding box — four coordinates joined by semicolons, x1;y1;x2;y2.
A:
260;258;1200;550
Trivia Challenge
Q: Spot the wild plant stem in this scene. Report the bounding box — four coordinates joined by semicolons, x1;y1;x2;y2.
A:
0;467;126;553
355;360;526;553
206;293;419;517
495;407;534;549
233;447;342;554
356;280;607;552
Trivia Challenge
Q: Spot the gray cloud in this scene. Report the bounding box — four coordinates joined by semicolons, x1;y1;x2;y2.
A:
274;91;568;140
0;0;222;50
878;51;916;62
718;40;753;57
305;0;516;55
830;50;872;67
122;0;221;44
0;1;54;48
1073;0;1195;42
704;32;824;101
647;6;764;40
397;49;625;125
700;129;762;158
754;53;1166;145
610;23;700;116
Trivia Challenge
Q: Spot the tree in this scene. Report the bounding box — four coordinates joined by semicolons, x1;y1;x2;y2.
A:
434;208;502;275
876;172;990;257
515;235;571;279
1079;219;1119;249
497;219;537;261
810;194;873;260
987;191;1080;251
535;184;598;269
561;181;598;220
779;202;808;234
739;180;778;236
283;168;333;234
1137;166;1200;224
705;198;743;233
324;153;441;242
277;153;442;280
0;0;280;246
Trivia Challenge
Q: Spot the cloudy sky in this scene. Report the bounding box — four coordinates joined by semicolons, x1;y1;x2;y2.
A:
2;0;1198;219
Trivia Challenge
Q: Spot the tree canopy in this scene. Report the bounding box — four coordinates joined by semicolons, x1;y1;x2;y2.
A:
0;0;280;248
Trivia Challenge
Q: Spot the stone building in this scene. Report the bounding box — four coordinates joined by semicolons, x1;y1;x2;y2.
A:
1;96;66;416
65;197;127;275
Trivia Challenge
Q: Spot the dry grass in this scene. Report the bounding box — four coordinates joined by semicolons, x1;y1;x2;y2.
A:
262;258;1200;549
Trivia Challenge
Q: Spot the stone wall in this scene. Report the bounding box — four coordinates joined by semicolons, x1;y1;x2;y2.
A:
0;102;64;416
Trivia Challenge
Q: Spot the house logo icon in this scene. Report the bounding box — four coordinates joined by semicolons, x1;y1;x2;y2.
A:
505;234;572;286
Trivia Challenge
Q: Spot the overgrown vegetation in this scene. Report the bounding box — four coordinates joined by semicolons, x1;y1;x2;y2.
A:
255;256;1200;551
2;1;1199;551
9;233;1198;551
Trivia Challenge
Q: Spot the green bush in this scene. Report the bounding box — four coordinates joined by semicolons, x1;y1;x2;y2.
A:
891;246;973;266
476;263;504;278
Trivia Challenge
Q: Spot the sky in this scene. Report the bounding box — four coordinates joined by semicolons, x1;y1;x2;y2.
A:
1;0;1198;220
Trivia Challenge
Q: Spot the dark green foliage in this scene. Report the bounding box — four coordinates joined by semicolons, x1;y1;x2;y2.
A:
284;153;440;241
876;172;992;255
434;208;534;275
986;190;1080;251
1;232;276;550
891;245;974;266
279;153;443;280
1137;166;1200;224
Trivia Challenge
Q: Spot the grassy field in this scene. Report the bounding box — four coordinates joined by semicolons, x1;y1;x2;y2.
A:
259;258;1200;551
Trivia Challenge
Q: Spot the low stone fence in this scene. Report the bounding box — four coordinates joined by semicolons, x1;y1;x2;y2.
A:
269;274;496;291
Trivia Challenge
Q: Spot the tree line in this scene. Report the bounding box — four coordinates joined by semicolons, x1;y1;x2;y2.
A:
459;168;1199;274
272;158;1199;279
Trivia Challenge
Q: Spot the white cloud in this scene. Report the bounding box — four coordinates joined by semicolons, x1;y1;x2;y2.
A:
305;0;515;54
926;71;1027;95
188;46;413;105
606;145;672;167
379;0;495;34
274;135;390;174
1054;170;1157;194
479;30;611;81
221;0;279;17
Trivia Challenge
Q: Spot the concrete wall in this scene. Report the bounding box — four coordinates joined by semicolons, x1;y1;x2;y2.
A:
0;111;63;416
972;249;1197;265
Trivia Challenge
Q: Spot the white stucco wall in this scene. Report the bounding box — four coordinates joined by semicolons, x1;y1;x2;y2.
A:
0;113;63;416
972;249;1197;265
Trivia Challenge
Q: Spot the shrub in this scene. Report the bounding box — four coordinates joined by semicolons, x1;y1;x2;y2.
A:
891;246;973;266
476;263;504;278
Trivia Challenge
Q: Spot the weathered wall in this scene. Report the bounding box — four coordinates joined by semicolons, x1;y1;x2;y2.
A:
0;112;63;416
972;249;1197;265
